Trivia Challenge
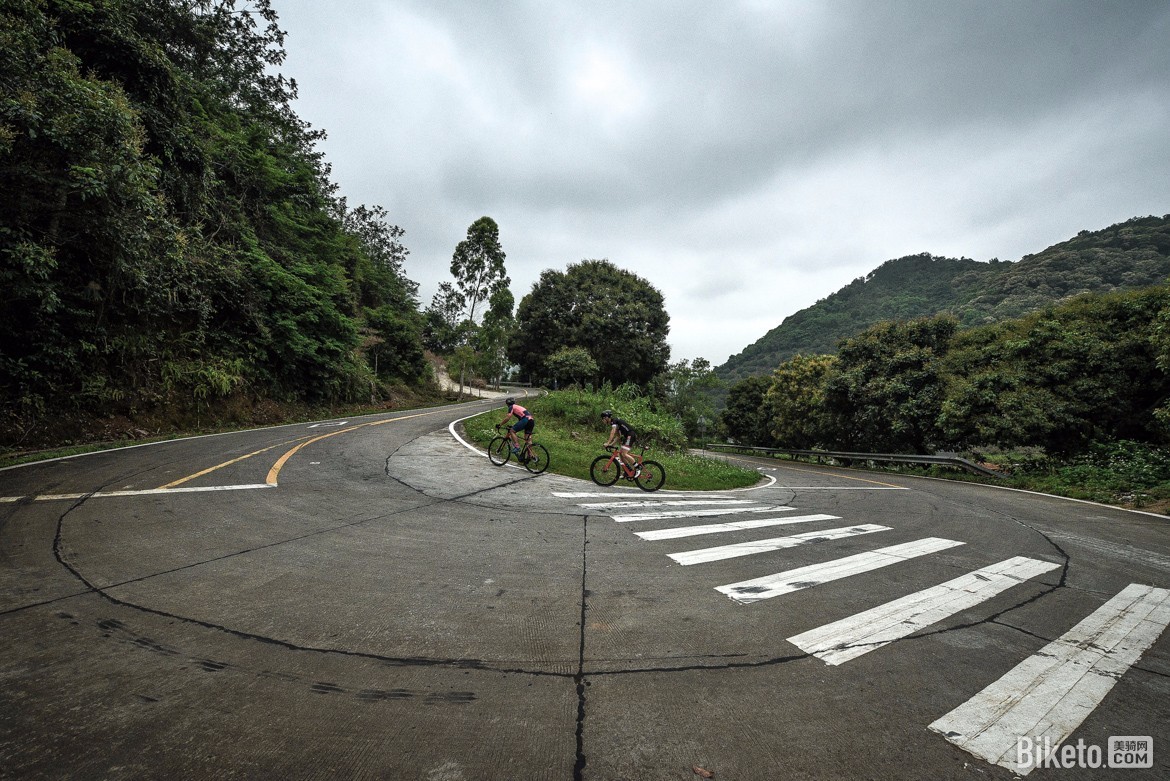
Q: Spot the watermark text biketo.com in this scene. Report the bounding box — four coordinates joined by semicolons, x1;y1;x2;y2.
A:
1017;736;1153;770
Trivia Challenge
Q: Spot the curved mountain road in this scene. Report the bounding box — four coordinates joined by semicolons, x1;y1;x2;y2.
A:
1;401;1168;780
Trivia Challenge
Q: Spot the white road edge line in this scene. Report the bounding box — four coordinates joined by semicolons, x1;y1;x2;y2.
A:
4;484;279;502
928;583;1170;776
788;556;1060;664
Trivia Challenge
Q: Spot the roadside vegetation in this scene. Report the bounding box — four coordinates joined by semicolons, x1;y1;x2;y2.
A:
721;282;1170;515
979;441;1170;512
716;216;1170;386
461;388;760;492
726;440;1170;514
4;2;1167;512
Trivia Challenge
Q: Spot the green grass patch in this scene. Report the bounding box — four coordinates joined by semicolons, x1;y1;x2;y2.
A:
463;395;760;491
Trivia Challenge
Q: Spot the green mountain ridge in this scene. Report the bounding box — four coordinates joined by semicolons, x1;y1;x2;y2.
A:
716;214;1170;384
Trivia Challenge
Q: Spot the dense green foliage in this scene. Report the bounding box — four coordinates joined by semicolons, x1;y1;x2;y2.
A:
722;375;772;446
650;358;720;442
762;354;836;449
450;216;508;325
544;346;599;387
510;259;670;386
1;0;427;447
723;286;1170;460
717;215;1170;385
939;287;1170;453
435;216;514;392
463;390;760;491
825;317;958;453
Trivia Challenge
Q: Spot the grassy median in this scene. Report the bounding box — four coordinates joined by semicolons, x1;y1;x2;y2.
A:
460;392;761;491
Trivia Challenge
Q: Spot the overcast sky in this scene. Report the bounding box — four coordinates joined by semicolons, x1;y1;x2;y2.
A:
270;0;1170;366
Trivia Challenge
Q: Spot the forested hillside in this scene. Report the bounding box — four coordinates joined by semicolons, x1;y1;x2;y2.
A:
722;284;1170;463
717;214;1170;384
1;0;428;449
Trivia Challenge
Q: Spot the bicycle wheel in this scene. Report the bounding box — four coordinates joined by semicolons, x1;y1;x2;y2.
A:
589;455;620;486
635;460;666;492
487;436;511;466
524;443;550;474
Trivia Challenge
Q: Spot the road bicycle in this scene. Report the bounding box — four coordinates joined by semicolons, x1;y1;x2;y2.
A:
590;445;666;491
488;424;550;474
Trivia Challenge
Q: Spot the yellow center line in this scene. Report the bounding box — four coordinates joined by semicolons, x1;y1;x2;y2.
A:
265;410;441;486
159;436;314;489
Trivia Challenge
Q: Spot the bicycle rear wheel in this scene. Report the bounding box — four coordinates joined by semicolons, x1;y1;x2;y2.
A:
635;460;666;491
524;443;550;474
487;436;511;466
589;455;620;486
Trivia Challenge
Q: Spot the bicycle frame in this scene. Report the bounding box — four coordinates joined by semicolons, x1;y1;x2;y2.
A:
488;426;549;475
589;444;664;491
602;445;643;476
501;425;535;459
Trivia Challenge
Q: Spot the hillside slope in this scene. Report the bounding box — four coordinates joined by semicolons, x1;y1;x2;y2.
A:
716;214;1170;384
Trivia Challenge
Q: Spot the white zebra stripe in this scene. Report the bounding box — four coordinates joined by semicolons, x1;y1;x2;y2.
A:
669;524;890;566
716;537;965;601
613;506;793;523
635;514;838;541
928;583;1170;775
577;499;761;510
788;556;1059;664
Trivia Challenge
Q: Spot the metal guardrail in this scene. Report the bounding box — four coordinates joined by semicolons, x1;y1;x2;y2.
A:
704;443;1003;479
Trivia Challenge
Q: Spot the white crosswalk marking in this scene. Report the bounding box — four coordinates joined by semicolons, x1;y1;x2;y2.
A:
554;492;733;499
928;583;1170;775
715;537;965;602
612;506;793;523
635;514;839;541
565;480;1168;767
577;499;760;510
788;556;1060;664
668;524;890;566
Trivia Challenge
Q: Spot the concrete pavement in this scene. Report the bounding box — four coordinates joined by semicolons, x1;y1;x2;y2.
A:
1;401;1168;779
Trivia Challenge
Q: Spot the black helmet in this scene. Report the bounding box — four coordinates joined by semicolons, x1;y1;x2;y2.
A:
601;409;613;418
505;397;515;406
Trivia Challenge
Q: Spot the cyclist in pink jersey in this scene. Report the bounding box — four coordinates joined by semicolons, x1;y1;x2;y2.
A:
499;397;535;454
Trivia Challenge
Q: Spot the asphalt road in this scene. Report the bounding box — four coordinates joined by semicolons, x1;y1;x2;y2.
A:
2;399;1168;780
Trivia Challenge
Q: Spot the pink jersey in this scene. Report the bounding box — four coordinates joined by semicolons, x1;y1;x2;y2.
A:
510;403;531;419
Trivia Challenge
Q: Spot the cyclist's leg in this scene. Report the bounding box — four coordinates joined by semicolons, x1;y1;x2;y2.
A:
511;418;530;454
622;437;640;473
619;441;634;472
620;436;634;468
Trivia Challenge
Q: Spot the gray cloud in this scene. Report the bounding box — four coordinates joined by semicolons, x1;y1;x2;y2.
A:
273;0;1170;364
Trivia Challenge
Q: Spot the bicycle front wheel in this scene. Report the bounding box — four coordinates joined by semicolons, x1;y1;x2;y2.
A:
524;443;550;474
487;436;511;466
589;455;620;486
635;460;666;491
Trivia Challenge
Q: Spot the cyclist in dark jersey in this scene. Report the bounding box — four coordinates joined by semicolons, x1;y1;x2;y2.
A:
601;409;640;477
